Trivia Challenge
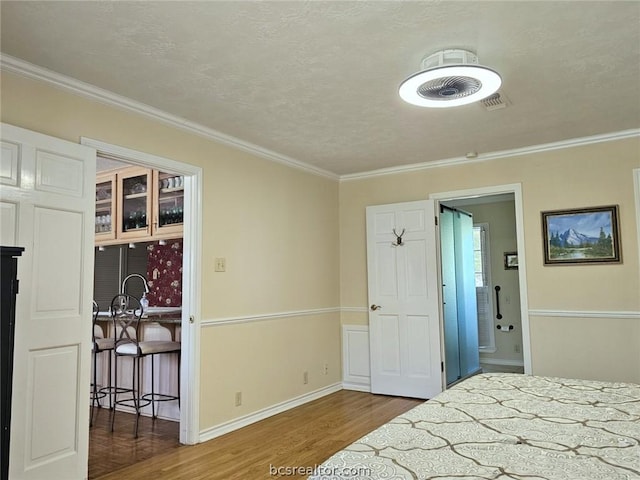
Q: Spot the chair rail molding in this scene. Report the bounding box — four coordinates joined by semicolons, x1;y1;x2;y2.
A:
528;309;640;319
201;307;341;327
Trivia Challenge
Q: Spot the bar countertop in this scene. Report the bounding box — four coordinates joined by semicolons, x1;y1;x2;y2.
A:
97;306;182;324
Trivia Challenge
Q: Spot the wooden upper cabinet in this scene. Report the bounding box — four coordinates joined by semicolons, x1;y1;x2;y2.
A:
152;170;184;237
95;167;183;246
95;172;117;242
117;166;153;241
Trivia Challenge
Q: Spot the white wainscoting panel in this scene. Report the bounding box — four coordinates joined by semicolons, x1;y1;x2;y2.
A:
342;325;371;392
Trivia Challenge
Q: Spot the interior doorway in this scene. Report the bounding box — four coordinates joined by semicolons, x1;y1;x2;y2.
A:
431;184;531;377
81;137;202;476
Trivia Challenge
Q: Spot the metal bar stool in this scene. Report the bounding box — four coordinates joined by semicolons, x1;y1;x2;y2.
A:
90;300;114;427
110;294;180;437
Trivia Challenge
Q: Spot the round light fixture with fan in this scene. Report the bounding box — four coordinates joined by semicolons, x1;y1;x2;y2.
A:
399;49;501;108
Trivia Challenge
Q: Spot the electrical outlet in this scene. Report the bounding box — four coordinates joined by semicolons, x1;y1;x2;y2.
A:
303;371;308;384
235;391;242;406
215;257;226;272
514;344;521;354
323;363;328;375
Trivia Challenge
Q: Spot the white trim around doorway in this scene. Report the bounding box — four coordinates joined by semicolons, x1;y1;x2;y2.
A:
429;183;532;375
80;137;203;445
634;168;640;280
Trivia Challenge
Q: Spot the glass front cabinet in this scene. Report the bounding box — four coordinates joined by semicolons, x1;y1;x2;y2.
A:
152;171;184;237
95;167;183;246
95;172;117;242
117;167;153;241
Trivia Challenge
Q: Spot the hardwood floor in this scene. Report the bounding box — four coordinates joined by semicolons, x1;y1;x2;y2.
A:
90;390;423;480
89;407;180;479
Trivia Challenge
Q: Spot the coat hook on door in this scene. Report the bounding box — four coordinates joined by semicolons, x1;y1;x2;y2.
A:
392;228;405;246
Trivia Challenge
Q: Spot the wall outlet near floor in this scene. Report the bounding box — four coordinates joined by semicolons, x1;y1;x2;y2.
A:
323;363;328;375
303;371;309;384
235;391;242;406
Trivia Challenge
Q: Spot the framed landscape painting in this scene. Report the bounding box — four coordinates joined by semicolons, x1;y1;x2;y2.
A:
542;205;620;265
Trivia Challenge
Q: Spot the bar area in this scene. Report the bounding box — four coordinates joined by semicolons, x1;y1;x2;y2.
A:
92;159;184;430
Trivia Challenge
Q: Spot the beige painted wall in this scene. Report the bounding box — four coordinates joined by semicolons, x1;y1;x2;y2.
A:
200;313;341;427
530;316;640;383
0;72;341;430
339;138;640;382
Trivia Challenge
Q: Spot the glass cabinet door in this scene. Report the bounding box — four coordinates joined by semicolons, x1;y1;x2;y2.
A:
95;173;117;243
117;167;152;240
152;171;184;237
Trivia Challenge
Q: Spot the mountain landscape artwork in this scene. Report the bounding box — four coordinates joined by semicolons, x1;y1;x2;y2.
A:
542;205;620;265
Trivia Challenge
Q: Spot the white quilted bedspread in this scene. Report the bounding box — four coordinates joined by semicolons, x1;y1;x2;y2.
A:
309;373;640;480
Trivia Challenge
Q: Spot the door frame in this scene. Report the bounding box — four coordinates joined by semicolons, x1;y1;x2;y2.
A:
430;183;532;374
81;137;202;445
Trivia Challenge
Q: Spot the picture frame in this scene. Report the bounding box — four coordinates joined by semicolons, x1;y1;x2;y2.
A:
541;205;621;265
504;252;518;270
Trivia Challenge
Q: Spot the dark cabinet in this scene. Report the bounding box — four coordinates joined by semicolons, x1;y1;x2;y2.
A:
1;246;24;480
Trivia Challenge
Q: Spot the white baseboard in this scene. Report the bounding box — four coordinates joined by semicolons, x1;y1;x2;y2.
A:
480;358;525;367
199;382;342;443
342;382;371;392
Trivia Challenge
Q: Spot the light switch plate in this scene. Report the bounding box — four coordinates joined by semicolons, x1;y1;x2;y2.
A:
214;257;226;272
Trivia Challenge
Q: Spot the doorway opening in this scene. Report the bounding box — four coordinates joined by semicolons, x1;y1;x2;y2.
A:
431;184;531;384
82;137;202;476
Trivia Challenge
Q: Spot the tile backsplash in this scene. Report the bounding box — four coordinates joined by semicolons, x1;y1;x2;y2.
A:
146;240;182;306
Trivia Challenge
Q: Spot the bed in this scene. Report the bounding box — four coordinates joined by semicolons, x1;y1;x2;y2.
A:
309;373;640;480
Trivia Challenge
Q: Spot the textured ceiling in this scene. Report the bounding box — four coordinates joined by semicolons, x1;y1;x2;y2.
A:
1;1;639;176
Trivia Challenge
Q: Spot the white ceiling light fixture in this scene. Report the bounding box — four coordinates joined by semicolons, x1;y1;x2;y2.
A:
399;49;502;108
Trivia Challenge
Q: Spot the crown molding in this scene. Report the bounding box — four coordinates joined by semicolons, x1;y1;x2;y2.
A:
340;128;640;182
3;54;637;183
0;54;339;181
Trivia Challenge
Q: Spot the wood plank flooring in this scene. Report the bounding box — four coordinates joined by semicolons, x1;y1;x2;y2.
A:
89;406;180;479
90;390;423;480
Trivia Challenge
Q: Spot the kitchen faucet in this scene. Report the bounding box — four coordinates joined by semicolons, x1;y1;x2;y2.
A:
121;273;150;295
120;273;150;313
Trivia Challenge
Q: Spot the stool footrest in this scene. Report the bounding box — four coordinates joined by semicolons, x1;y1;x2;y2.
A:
114;396;153;410
100;385;129;395
141;392;179;403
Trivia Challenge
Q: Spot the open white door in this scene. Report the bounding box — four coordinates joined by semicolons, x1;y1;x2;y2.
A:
1;123;95;479
366;200;443;399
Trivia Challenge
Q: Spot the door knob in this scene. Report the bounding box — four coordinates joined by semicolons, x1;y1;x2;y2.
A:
370;304;381;311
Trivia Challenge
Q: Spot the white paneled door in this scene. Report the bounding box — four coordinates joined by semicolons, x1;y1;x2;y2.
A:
366;200;443;399
1;123;95;479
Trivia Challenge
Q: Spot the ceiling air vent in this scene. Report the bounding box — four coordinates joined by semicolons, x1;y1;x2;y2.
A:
480;91;510;111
